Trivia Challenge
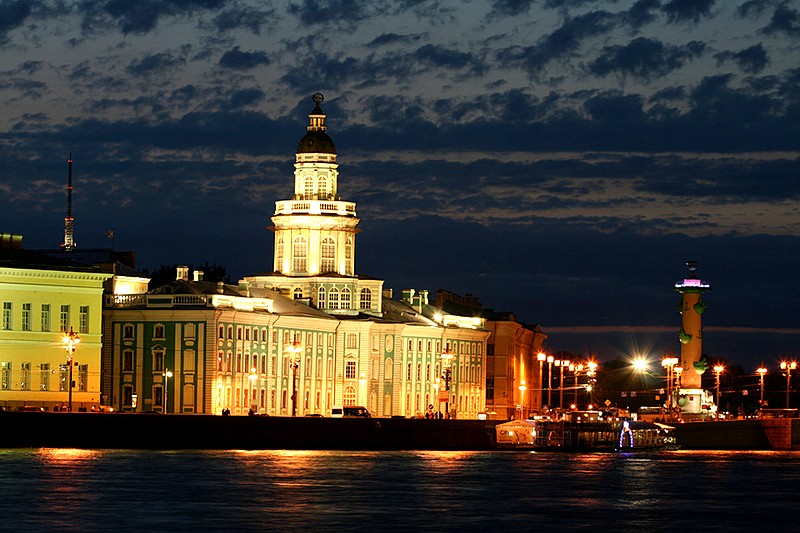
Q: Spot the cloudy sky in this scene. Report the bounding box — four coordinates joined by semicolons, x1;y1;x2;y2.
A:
1;0;799;368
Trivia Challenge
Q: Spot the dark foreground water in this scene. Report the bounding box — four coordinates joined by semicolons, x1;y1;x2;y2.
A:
0;449;797;532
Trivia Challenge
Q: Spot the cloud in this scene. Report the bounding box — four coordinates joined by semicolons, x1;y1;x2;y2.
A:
663;0;716;24
80;0;226;35
761;4;800;38
218;46;271;70
126;51;187;77
495;10;619;76
0;0;34;45
714;43;770;74
589;37;707;81
208;5;279;34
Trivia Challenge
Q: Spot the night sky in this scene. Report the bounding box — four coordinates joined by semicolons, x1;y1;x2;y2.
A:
1;1;798;368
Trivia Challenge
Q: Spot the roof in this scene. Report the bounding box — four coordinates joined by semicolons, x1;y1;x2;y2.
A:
296;130;336;154
0;247;103;274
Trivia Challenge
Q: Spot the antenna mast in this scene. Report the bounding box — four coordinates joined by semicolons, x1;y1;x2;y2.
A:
62;153;75;251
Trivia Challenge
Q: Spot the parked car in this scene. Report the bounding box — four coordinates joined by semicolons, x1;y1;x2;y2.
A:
15;406;45;412
331;406;371;418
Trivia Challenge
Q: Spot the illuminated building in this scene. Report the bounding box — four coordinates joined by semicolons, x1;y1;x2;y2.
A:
0;234;112;410
102;95;489;418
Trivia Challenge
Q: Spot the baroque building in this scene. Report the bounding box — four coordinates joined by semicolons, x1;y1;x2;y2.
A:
102;95;489;418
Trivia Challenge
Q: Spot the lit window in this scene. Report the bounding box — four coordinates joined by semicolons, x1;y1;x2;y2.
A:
360;288;371;310
304;176;314;198
41;304;51;332
343;385;356;406
321;237;336;272
345;360;356;379
319;177;327;198
293;236;308;272
79;306;89;334
328;288;339;310
318;287;326;308
2;302;12;330
22;303;31;331
341;288;351;310
60;305;69;332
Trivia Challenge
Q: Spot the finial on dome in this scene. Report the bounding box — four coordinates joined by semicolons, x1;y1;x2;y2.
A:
311;92;324;114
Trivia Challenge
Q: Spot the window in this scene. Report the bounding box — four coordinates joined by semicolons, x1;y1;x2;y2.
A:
347;333;357;349
343;385;356;406
227;326;233;339
2;302;11;330
293;288;303;300
293;236;308;272
219;325;224;338
59;365;68;391
406;363;412;381
237;327;242;340
78;364;88;391
321;237;335;272
154;386;163;406
123;324;134;339
318;287;326;308
153;323;164;338
417;363;421;380
22;303;31;331
153;350;164;372
345;238;353;275
60;305;70;332
345;360;356;379
245;328;250;341
41;304;51;332
20;362;31;390
79;306;89;333
123;386;133;407
341;288;351;310
304;176;314;198
276;236;283;270
328;288;339;310
360;289;371;310
1;362;10;390
318;177;327;197
123;350;133;372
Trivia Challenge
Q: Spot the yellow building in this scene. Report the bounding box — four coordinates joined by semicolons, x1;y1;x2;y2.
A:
0;234;112;410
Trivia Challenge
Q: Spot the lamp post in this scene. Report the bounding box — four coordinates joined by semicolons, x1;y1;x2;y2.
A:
546;355;554;408
780;361;796;409
571;363;583;408
537;352;546;411
587;361;598;409
756;366;768;412
441;344;454;418
518;380;527;418
286;336;302;416
163;368;173;413
661;357;679;418
63;326;80;412
556;359;569;409
713;364;724;420
248;367;258;413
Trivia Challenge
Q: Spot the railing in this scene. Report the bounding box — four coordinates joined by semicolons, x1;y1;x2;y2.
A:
105;294;210;308
275;199;357;217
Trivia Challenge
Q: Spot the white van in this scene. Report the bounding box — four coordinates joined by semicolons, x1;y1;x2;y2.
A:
331;406;370;418
331;406;344;418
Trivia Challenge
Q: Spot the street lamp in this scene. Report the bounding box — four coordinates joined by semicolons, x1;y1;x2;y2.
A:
62;326;80;412
661;357;679;418
780;361;796;409
713;364;724;420
518;380;527;418
441;344;454;418
756;366;768;413
286;336;302;416
248;367;258;413
570;363;583;408
163;368;173;413
555;359;569;409
546;355;554;408
587;361;598;408
537;352;546;411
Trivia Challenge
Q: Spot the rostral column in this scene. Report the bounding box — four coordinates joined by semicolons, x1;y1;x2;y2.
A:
674;261;711;390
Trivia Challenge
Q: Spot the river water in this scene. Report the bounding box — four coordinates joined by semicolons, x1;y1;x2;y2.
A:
0;449;796;532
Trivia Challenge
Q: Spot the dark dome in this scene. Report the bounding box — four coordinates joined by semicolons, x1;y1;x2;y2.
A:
296;130;337;154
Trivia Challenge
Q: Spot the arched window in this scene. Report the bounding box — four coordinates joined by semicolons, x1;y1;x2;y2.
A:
319;177;327;198
360;288;372;310
345;237;353;275
317;286;326;308
341;287;351;310
304;176;314;198
328;288;339;310
293;287;303;300
276;236;283;270
343;385;357;406
293;236;307;272
321;237;336;273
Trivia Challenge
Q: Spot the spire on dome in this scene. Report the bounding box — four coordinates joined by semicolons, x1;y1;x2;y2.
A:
297;92;336;154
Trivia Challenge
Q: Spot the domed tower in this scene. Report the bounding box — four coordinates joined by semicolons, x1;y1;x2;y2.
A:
246;93;383;316
271;93;359;278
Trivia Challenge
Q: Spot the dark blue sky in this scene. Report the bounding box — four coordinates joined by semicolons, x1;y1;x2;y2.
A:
1;0;799;367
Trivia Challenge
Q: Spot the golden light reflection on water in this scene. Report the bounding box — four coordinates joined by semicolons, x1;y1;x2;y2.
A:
36;448;100;463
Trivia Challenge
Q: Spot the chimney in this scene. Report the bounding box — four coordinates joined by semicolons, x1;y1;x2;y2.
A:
401;289;415;303
176;266;189;281
193;270;204;282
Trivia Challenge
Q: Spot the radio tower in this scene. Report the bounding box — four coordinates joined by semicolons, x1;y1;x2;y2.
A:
62;153;76;251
